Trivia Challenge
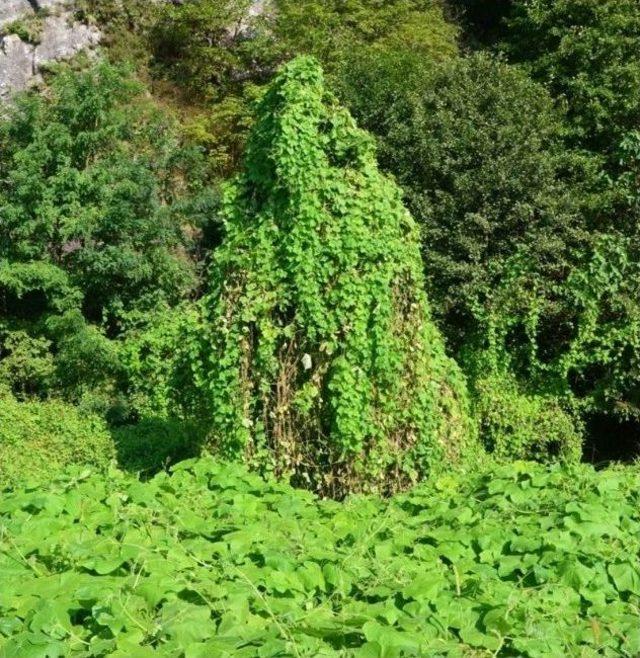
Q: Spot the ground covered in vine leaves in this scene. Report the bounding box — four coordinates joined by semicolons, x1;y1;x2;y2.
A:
1;459;639;657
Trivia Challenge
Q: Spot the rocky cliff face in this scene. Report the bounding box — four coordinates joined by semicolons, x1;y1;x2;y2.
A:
0;0;100;102
0;0;73;29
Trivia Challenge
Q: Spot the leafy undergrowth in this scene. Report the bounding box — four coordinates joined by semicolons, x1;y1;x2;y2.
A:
1;459;639;657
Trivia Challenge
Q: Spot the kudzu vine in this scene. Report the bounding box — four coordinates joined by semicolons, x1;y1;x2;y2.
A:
203;57;477;496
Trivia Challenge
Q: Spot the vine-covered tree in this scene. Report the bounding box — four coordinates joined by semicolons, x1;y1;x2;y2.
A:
203;57;478;496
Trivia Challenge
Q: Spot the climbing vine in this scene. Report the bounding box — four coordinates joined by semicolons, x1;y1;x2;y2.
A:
462;234;640;461
203;57;477;496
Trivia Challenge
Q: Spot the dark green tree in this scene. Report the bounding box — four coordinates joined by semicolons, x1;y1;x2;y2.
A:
0;62;202;327
203;57;478;496
0;62;206;402
502;0;640;160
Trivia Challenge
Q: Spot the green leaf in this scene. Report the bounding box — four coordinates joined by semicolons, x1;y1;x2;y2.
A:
608;562;640;595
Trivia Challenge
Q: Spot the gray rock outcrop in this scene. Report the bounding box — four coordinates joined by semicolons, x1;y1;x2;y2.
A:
0;0;100;103
1;1;69;28
34;16;100;69
0;35;33;99
0;1;30;29
38;0;70;10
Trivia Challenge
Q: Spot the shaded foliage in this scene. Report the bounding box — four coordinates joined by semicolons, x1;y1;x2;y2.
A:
150;0;273;102
112;417;208;476
338;51;594;349
149;0;458;99
119;304;206;421
5;0;640;473
477;237;640;425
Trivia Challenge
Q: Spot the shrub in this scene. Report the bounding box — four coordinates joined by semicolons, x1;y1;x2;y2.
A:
120;304;206;420
557;236;640;419
0;394;115;489
0;330;54;397
454;233;640;461
472;235;640;420
112;418;207;475
203;57;478;496
472;371;583;463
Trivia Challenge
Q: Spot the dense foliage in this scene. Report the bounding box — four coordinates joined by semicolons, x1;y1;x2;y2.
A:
3;2;640;654
458;321;584;465
334;48;607;457
0;392;114;488
501;0;640;161
119;305;205;422
79;0;459;177
0;62;210;415
203;58;477;495
0;63;202;325
337;51;592;345
476;236;640;424
149;0;458;98
2;458;640;656
76;0;640;460
4;0;640;461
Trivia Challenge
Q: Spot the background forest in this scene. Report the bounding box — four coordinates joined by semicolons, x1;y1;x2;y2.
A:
2;1;640;655
3;0;640;476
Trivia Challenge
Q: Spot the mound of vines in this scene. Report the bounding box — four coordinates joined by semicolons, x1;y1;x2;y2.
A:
1;458;639;656
203;57;476;496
